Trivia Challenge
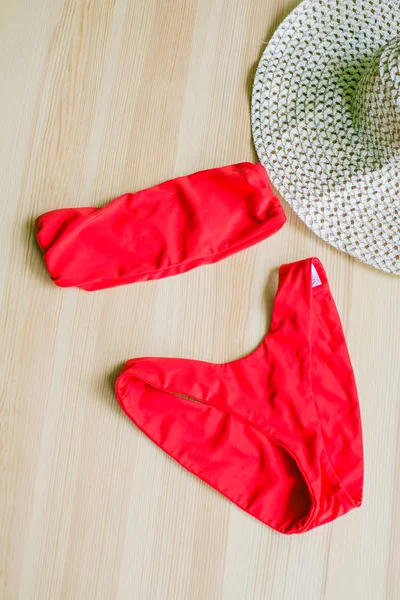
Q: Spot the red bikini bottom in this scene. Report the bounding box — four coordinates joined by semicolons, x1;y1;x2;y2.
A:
115;258;364;534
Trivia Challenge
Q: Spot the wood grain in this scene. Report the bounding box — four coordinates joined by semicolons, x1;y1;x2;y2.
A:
1;1;400;598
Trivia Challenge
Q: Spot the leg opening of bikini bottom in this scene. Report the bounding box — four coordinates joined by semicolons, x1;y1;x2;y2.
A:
116;371;315;534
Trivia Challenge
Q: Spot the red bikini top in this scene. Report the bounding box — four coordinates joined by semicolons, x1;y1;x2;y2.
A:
35;163;286;290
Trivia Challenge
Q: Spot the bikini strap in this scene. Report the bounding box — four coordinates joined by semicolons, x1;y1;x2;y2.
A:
268;257;316;340
269;257;363;507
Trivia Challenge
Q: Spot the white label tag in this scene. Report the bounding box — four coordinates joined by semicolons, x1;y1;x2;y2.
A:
311;263;322;288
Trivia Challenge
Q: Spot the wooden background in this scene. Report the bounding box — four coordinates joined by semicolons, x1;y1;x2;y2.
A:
1;0;400;598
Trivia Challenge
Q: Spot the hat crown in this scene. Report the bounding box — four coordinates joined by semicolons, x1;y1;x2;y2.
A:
353;39;400;150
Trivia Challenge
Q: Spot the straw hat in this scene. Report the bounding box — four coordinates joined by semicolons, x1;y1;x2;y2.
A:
252;0;400;274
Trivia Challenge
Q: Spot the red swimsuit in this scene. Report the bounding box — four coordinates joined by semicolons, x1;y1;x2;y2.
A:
115;258;363;534
35;164;364;533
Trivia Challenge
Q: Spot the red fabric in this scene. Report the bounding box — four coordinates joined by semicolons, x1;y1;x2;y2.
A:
115;258;363;534
35;163;285;291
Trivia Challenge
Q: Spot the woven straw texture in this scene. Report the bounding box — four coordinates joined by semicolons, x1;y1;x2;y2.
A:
252;0;400;274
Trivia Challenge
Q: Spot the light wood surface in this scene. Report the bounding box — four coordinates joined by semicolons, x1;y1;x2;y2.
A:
1;1;400;598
